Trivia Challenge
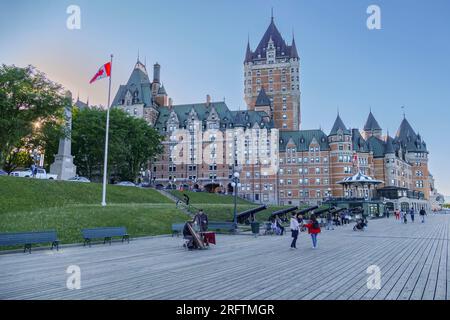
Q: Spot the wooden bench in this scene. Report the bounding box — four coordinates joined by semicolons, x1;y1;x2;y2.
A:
0;230;59;254
82;227;129;247
171;223;185;237
207;222;236;233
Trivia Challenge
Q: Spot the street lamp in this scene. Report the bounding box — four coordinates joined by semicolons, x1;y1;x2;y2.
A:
231;172;241;229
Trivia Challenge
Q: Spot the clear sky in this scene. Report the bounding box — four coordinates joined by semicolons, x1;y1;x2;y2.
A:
1;0;449;195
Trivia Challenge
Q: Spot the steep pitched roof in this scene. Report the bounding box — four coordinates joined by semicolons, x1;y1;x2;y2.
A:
244;40;253;63
385;135;395;154
290;37;299;59
154;102;273;133
364;111;382;131
112;61;152;107
394;117;427;152
330;114;350;135
279;130;330;152
255;87;271;107
352;129;369;152
366;136;386;158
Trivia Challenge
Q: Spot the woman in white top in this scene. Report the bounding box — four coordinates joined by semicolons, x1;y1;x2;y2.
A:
290;213;300;249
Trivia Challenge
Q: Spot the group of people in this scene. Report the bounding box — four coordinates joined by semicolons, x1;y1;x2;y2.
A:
393;207;427;224
290;212;321;249
324;210;353;230
182;209;209;250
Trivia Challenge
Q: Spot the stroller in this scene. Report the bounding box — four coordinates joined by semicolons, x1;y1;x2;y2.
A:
353;218;368;231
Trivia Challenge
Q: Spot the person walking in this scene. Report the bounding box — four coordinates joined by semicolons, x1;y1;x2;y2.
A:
30;163;36;178
326;211;334;230
290;212;300;249
402;210;408;224
419;207;426;223
304;214;321;249
409;207;415;223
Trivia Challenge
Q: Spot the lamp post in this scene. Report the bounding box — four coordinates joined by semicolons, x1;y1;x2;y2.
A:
231;172;241;229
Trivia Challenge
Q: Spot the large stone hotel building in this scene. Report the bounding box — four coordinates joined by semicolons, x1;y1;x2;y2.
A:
112;16;438;212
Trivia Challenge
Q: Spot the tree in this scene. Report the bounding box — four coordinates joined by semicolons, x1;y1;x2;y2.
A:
71;107;163;182
0;64;66;171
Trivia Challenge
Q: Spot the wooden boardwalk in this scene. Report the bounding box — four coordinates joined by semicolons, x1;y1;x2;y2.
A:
0;214;449;300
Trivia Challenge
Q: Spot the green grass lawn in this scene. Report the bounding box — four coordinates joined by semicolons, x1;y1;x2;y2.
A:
0;176;294;249
0;176;185;247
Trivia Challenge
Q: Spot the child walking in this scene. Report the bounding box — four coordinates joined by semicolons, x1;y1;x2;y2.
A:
304;214;321;249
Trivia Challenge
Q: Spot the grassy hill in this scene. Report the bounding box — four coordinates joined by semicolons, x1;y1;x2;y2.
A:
0;176;185;246
0;177;289;249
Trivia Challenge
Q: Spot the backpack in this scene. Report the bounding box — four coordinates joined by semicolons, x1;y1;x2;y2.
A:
312;220;320;229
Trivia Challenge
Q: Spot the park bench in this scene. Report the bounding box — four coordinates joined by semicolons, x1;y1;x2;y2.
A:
0;230;59;254
171;223;185;237
82;227;129;247
207;222;236;233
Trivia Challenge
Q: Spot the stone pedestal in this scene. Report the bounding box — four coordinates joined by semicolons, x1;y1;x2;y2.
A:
50;90;77;180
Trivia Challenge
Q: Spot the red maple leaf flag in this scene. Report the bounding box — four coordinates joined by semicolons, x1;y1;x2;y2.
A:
89;62;111;84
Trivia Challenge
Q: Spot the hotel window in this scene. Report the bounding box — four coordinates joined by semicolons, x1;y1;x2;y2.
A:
283;123;287;128
316;179;321;185
287;191;292;197
256;70;261;76
283;114;287;120
324;168;329;174
282;97;287;102
316;157;320;163
299;179;303;185
324;157;328;163
304;178;309;185
287;179;292;185
316;190;321;198
315;168;320;174
256;78;261;84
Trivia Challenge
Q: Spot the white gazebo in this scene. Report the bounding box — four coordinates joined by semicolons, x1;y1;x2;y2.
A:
337;171;383;201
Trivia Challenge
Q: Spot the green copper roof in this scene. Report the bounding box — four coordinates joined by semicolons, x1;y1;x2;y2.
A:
279;130;330;152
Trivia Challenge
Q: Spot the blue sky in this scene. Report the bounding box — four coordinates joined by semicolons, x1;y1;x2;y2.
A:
0;0;449;195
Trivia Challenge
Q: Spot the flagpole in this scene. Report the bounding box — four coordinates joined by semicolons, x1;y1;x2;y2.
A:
101;54;113;207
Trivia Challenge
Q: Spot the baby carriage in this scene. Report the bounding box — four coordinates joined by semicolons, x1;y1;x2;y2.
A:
353;218;367;231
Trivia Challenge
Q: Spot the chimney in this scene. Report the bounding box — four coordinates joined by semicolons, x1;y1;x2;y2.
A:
168;98;173;109
206;94;211;107
153;63;160;83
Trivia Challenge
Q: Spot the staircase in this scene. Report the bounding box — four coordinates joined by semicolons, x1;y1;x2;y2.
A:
155;189;196;216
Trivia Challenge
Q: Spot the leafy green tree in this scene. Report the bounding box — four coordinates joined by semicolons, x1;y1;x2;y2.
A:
71;107;163;182
0;64;66;171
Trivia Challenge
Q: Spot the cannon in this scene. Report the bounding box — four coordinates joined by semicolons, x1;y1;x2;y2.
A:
236;205;267;224
312;206;336;216
270;206;298;219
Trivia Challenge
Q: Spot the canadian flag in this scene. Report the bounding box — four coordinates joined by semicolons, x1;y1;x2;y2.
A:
352;153;358;166
89;62;111;84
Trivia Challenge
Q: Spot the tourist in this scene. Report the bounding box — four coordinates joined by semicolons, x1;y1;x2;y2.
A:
303;214;321;249
276;216;285;236
290;212;300;249
30;163;36;178
419;207;426;223
410;208;415;223
326;211;334;230
402;210;408;224
194;209;208;232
